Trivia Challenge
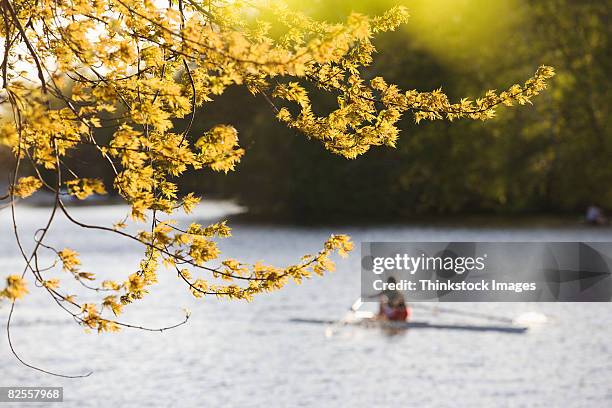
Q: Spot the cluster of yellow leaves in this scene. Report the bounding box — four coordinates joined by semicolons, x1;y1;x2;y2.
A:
184;234;353;301
81;303;120;333
10;176;42;198
102;295;124;317
66;178;107;200
275;67;555;158
58;248;82;273
2;93;84;168
105;124;243;220
58;248;95;281
195;126;245;173
0;275;28;301
41;278;60;290
181;193;201;214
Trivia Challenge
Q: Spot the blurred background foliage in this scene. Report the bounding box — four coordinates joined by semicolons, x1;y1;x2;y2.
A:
4;0;609;222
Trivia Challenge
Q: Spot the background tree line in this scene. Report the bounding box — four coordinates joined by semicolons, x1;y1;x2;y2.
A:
3;0;609;222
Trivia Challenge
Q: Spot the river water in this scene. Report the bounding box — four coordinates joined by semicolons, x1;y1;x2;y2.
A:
1;203;611;407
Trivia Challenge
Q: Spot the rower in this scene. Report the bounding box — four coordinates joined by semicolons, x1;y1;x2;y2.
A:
375;276;412;322
586;205;608;225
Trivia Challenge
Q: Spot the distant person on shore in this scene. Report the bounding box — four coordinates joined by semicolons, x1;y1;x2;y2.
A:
377;276;411;321
586;205;608;226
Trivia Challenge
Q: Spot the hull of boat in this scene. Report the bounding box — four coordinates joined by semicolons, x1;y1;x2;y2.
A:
290;318;528;334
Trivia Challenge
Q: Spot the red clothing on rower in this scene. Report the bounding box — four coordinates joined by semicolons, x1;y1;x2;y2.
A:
374;277;411;322
379;302;412;321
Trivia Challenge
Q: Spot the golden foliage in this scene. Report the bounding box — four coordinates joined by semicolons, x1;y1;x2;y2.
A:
66;178;107;200
10;176;42;198
0;0;553;333
1;275;28;301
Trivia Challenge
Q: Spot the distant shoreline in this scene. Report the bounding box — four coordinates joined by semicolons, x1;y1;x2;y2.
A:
226;211;595;229
10;191;599;229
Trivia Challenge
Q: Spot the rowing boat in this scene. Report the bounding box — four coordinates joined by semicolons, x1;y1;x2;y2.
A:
290;317;528;334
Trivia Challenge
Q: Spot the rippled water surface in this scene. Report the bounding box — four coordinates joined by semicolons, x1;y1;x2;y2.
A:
1;204;611;407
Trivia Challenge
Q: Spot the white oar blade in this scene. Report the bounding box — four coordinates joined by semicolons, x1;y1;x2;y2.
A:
513;312;548;326
354;310;375;320
350;298;363;312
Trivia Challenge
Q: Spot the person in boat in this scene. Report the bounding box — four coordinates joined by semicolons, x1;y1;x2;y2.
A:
376;276;412;322
586;205;608;226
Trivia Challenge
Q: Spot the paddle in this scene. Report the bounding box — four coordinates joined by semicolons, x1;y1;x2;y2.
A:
350;298;363;312
324;298;372;337
410;303;514;324
324;300;356;337
410;303;547;326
